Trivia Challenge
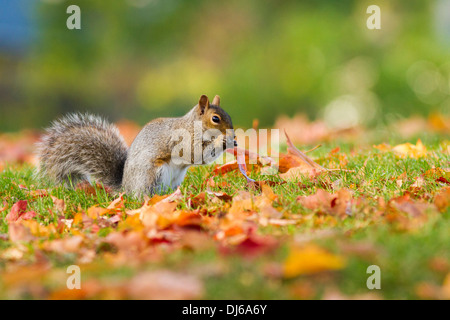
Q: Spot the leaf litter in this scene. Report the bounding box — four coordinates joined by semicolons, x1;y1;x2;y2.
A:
0;120;449;299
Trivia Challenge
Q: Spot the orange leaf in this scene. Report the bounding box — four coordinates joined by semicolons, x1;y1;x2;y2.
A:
107;194;125;210
284;130;325;171
87;206;109;219
283;244;346;278
435;187;450;213
278;131;327;182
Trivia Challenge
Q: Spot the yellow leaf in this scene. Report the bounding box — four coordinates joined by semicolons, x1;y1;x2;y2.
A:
392;139;427;158
283;244;346;278
118;213;144;231
73;212;84;226
87;206;109;219
373;143;392;152
21;220;56;237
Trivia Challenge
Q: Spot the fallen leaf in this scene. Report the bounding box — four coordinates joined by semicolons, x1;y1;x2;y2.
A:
206;189;233;202
8;222;34;242
87;206;110;219
219;233;278;258
5;200;36;223
392;139;427;158
51;196;66;213
283;244;346;278
140;201;178;228
107;194;125;210
435;187;450;212
297;188;353;217
278;131;329;182
43;236;84;254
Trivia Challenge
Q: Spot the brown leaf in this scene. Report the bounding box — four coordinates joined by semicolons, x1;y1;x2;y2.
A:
278;131;327;182
206;189;233;202
285;130;325;170
213;161;239;175
213;148;275;178
75;181;114;196
278;154;304;173
435;187;450;212
297;188;352;217
279;166;322;181
51;196;66;213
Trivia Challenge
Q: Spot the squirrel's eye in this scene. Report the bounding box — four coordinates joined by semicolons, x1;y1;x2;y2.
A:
212;115;220;124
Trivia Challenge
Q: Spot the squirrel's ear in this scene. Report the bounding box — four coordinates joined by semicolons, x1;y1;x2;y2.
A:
212;95;220;106
198;95;210;115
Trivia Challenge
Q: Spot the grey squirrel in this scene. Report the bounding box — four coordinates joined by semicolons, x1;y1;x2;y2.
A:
37;95;236;196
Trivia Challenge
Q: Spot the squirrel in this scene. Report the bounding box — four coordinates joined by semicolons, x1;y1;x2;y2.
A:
36;94;236;196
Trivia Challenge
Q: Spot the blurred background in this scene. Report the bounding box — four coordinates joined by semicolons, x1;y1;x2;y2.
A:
0;0;449;133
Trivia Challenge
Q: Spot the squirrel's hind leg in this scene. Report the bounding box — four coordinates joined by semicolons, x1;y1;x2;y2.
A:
123;162;162;197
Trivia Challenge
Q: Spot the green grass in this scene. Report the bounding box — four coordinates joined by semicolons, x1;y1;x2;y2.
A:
0;140;449;299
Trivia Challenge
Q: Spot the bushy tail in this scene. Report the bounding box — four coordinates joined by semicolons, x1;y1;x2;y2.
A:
36;113;129;190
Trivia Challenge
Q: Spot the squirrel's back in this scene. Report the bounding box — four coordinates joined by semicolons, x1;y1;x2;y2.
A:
36;113;128;189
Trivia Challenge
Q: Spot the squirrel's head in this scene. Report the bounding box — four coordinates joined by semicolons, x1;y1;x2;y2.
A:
194;95;236;162
196;94;236;144
196;95;233;132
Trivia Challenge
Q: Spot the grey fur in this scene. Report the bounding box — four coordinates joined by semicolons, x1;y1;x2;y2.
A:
36;113;128;190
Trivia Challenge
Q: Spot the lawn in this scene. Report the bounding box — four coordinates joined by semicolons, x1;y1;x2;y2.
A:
0;128;449;300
